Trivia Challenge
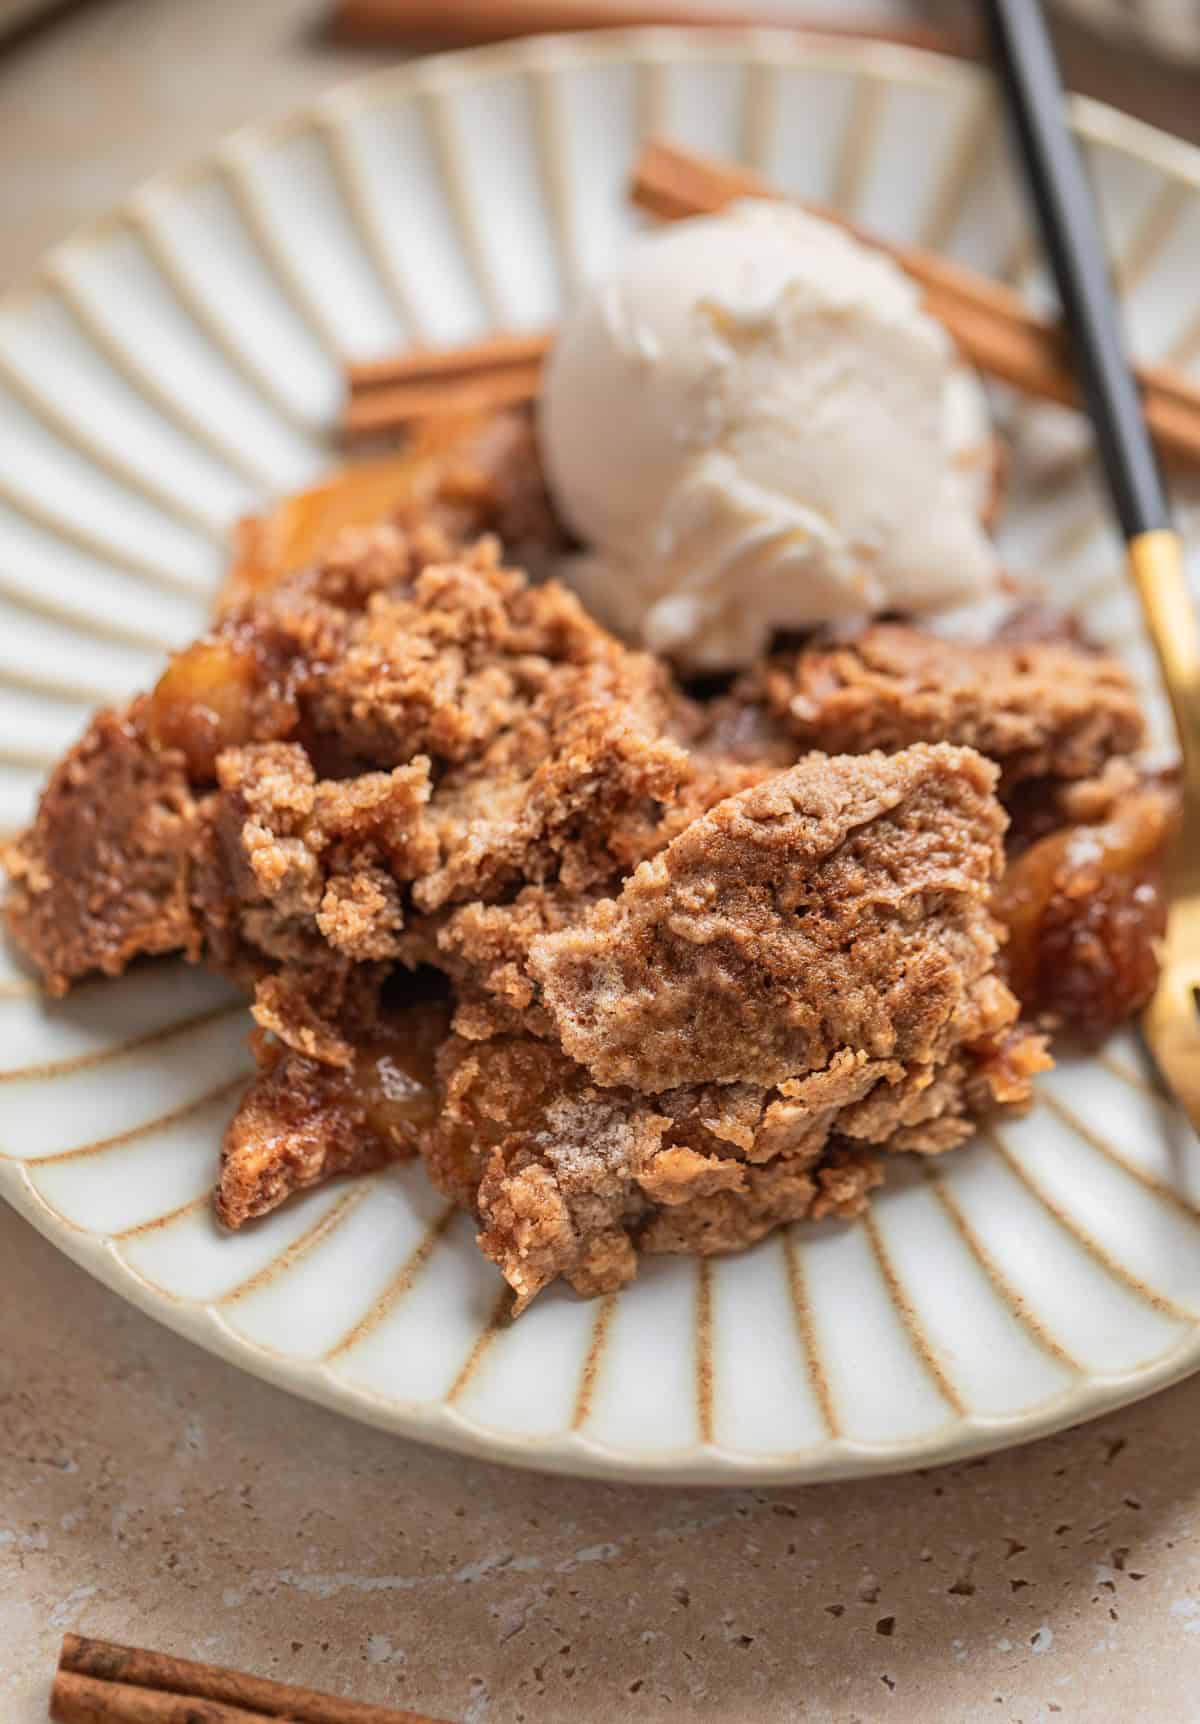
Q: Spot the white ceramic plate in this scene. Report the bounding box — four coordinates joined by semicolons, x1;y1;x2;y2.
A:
2;27;1200;1484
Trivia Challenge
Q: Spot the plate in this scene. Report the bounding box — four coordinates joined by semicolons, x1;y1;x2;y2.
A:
2;27;1199;1484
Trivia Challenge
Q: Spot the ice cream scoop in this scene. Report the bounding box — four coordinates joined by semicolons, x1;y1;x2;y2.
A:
539;200;999;671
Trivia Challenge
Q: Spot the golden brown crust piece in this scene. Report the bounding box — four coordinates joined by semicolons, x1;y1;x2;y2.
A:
752;623;1144;790
218;1004;449;1228
2;705;201;995
424;992;1045;1312
637;1150;885;1258
422;746;1046;1309
6;535;698;988
431;884;600;1042
422;751;1048;1303
530;743;1014;1094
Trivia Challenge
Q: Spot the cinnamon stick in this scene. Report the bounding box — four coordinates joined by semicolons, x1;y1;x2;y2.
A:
342;137;1200;471
633;139;1062;342
330;0;971;55
343;359;544;439
346;331;549;395
51;1635;450;1724
629;139;1200;470
340;140;1068;442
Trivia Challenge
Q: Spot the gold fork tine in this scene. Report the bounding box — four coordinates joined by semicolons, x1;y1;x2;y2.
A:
1144;950;1200;1131
1133;533;1200;1133
987;0;1200;1131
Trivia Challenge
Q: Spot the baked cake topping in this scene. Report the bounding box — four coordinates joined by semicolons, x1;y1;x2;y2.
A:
529;744;1011;1093
749;622;1146;789
1;408;1169;1312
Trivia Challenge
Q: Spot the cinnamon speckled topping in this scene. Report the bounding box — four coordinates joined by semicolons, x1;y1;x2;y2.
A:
2;415;1165;1311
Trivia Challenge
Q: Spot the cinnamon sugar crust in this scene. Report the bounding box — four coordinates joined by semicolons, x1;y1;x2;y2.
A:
427;983;1045;1312
751;623;1145;790
3;705;201;996
429;746;1047;1307
2;419;1167;1312
530;744;1012;1093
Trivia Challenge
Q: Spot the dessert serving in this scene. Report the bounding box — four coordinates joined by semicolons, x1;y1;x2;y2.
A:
4;180;1174;1318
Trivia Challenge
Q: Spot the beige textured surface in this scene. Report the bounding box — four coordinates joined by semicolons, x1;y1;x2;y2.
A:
8;1208;1200;1722
0;0;1198;288
3;2;1200;1719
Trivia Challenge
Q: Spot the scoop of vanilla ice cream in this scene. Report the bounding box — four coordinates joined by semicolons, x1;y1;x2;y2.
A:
539;200;998;670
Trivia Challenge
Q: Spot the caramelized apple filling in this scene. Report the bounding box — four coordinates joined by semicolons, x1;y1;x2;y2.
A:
996;782;1174;1040
147;633;288;782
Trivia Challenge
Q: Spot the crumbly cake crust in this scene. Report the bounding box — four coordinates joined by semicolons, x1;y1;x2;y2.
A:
750;622;1145;789
2;705;201;996
530;744;1011;1093
1;414;1167;1311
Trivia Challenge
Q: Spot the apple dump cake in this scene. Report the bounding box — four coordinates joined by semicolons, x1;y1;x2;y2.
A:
3;199;1175;1314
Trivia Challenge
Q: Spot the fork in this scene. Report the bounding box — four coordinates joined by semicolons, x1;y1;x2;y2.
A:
1138;538;1200;1126
986;0;1200;1131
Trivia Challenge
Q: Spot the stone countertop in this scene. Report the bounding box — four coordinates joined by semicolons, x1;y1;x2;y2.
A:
7;1209;1200;1722
3;2;1200;1719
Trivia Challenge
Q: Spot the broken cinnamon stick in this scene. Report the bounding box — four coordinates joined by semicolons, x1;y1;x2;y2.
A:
346;330;549;395
343;359;545;439
342;137;1200;471
330;1;971;55
51;1635;450;1724
629;139;1200;469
